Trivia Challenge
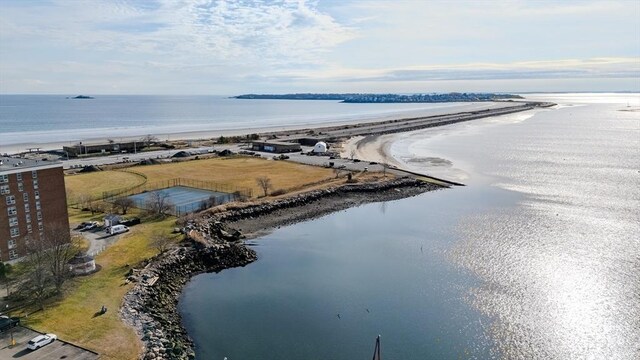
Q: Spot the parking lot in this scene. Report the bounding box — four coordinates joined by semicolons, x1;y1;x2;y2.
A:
0;326;99;359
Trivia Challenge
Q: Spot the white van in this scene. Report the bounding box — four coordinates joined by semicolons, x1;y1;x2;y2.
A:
109;225;129;235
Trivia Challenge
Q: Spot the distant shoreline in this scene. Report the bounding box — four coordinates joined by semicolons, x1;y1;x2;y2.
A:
232;92;524;103
3;101;552;156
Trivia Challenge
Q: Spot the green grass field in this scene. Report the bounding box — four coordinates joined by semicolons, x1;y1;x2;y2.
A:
24;156;339;358
24;215;178;359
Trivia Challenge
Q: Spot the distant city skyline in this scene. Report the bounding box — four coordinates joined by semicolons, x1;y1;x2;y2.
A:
1;0;639;95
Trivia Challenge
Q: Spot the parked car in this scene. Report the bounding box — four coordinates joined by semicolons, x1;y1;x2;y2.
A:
27;333;57;350
74;222;90;230
109;225;129;235
0;315;20;332
120;217;141;227
81;221;99;231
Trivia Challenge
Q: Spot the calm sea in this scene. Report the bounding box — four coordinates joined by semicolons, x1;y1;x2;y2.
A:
179;94;640;359
0;95;488;147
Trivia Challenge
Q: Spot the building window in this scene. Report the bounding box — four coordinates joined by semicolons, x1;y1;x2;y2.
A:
8;239;16;249
33;179;38;189
10;227;19;237
24;203;30;212
9;217;18;227
0;174;7;183
16;173;22;181
32;170;37;179
38;222;44;231
23;192;29;202
27;224;32;233
18;182;23;192
26;213;31;223
9;250;18;260
34;191;40;200
7;206;17;216
5;195;15;205
37;211;42;220
36;201;41;210
0;185;9;195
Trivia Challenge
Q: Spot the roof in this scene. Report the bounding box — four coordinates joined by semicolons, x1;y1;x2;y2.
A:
0;156;62;174
68;254;95;264
252;140;301;146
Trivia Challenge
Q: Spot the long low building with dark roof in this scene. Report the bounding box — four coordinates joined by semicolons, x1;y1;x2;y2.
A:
251;140;302;153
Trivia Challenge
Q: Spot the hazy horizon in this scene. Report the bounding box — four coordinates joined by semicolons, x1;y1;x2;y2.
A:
1;0;639;95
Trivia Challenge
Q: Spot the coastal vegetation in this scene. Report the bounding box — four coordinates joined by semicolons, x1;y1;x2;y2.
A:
25;213;178;359
15;155;382;358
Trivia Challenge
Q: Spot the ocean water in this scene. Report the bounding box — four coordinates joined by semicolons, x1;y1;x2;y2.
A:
179;94;640;359
0;95;489;147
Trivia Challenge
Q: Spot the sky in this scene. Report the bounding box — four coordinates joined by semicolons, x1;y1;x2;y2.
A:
0;0;639;95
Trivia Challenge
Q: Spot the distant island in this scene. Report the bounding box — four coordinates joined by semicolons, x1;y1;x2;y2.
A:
232;92;523;103
67;95;94;99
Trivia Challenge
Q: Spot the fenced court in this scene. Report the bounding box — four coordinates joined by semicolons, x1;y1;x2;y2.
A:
103;178;252;216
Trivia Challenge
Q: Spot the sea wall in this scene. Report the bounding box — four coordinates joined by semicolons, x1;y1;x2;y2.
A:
121;242;256;360
121;177;442;359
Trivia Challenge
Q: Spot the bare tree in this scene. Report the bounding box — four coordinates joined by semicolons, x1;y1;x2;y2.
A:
76;193;92;210
140;134;159;147
20;236;50;310
43;224;77;294
89;201;105;215
151;231;173;253
0;262;14;297
256;176;272;197
113;197;135;215
333;168;344;179
145;191;173;217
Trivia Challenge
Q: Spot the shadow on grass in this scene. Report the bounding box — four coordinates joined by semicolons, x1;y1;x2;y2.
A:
91;310;107;319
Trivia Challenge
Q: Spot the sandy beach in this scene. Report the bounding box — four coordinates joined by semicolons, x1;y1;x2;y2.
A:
340;134;400;167
2;101;525;155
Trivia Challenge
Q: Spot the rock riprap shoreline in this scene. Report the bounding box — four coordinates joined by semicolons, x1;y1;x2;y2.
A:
121;241;257;360
121;177;443;359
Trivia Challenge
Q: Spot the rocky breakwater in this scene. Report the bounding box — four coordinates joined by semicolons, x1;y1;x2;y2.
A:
121;238;256;360
207;177;443;235
121;177;441;359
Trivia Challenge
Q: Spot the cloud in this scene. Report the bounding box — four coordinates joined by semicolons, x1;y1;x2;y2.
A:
0;0;356;67
1;0;638;94
272;58;640;83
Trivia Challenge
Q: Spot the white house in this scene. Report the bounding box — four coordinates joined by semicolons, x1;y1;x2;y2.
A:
313;142;328;153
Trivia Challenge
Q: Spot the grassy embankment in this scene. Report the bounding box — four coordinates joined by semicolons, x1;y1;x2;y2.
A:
25;156;347;359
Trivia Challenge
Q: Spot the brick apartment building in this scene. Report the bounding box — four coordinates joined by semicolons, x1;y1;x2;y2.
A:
0;157;69;262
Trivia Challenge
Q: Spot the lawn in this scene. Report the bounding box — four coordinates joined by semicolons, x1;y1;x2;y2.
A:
24;217;179;359
65;170;146;201
29;156;355;358
131;156;334;196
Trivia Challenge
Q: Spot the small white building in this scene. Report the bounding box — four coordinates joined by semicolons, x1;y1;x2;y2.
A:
313;141;328;153
104;214;121;228
68;254;96;275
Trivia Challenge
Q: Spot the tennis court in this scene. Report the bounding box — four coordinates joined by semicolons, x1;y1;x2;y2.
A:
127;185;236;214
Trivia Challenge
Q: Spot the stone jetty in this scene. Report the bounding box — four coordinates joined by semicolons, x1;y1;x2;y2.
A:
121;177;441;359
